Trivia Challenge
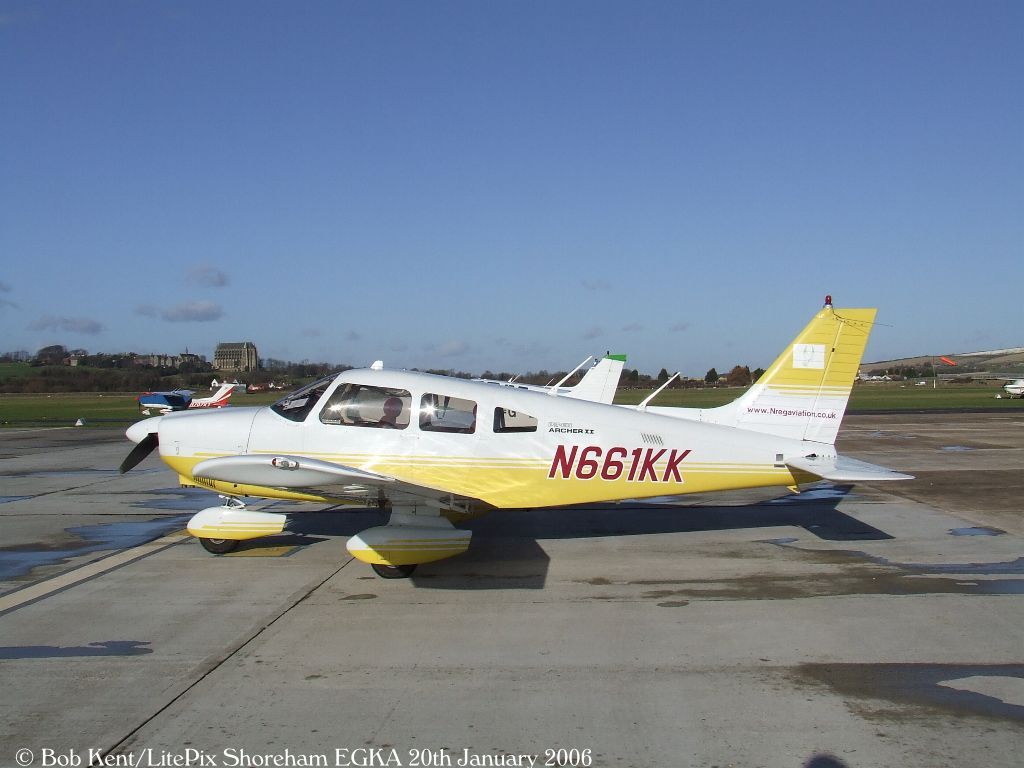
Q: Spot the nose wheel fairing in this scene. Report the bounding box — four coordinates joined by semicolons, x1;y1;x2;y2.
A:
186;506;287;541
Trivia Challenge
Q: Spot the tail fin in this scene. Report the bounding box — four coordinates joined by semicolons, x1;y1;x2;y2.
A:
566;354;627;404
190;383;236;408
704;304;876;444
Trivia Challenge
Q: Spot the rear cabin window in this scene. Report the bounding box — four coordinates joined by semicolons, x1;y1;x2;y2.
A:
319;384;412;430
493;407;538;433
419;393;477;434
271;376;334;422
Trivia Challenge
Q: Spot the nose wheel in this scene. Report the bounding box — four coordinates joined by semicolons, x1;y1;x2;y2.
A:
199;537;240;555
371;563;417;579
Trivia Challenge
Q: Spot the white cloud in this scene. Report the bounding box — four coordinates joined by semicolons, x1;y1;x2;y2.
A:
29;315;104;335
437;340;470;357
187;265;229;288
161;301;223;322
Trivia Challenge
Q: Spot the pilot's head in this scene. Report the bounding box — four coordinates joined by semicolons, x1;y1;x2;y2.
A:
382;397;403;419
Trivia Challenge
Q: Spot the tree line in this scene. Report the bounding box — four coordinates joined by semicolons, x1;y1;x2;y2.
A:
1;345;767;394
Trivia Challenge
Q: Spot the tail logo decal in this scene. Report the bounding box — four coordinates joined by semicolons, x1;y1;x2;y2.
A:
793;344;826;369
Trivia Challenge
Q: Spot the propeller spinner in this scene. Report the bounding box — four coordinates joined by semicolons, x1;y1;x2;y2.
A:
120;416;163;474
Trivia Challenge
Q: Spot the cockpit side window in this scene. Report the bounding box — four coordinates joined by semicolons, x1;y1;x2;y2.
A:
320;384;412;429
493;407;538;433
270;376;335;422
419;393;477;434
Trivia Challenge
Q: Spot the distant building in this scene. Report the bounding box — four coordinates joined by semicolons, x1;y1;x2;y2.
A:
134;352;209;369
214;342;259;372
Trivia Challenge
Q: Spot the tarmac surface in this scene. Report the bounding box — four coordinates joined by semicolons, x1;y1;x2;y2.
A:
0;413;1022;768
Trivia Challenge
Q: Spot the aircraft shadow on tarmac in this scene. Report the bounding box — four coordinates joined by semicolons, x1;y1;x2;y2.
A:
228;483;891;590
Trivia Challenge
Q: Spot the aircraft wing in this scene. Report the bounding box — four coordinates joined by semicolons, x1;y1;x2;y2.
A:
786;454;914;482
190;454;454;503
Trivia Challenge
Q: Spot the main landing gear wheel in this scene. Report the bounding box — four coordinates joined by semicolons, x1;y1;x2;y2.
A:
199;537;240;555
371;563;417;579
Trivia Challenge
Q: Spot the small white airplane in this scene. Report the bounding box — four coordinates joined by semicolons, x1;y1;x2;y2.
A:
473;353;627;403
121;298;911;578
1003;379;1024;398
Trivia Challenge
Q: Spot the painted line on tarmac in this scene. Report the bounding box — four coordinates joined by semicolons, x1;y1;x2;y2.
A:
96;556;354;764
0;426;80;434
0;531;191;617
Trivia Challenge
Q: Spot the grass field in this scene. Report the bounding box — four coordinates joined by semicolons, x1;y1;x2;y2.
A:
0;362;41;379
1;382;1020;428
0;391;282;426
615;381;1024;411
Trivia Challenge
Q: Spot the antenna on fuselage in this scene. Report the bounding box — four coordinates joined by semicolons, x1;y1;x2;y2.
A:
638;372;680;411
548;356;593;396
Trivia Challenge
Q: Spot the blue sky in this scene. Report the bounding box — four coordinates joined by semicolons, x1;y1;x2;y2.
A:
1;1;1021;375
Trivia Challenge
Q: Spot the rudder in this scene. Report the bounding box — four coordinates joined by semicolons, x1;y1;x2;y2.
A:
705;302;876;444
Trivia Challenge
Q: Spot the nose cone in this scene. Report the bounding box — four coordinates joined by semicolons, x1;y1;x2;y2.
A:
126;416;163;444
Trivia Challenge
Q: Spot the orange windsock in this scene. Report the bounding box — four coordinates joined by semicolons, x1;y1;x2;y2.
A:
940;356;957;366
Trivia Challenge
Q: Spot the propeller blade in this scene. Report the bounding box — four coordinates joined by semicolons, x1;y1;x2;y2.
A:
119;432;158;474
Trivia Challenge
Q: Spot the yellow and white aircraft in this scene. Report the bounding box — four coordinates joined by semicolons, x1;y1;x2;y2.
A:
120;299;911;578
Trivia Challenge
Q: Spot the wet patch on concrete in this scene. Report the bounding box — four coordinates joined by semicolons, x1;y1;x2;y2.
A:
793;663;1024;724
940;445;974;452
864;430;917;440
0;515;189;582
949;526;1005;537
4;468;160;477
340;594;377;601
128;487;220;511
576;543;1024;600
0;640;153;659
765;485;858;504
0;496;32;504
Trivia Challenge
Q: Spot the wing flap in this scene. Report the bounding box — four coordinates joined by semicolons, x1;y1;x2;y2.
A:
787;454;914;482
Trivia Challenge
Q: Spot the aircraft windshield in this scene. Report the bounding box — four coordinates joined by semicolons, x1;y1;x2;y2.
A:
270;376;336;422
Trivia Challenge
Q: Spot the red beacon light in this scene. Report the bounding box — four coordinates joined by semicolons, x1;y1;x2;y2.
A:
824;294;833;308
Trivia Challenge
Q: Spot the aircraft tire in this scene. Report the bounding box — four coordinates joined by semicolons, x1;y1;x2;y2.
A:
199;537;240;555
371;563;417;579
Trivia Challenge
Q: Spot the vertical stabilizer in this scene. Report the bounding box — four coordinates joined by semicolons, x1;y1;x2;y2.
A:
566;354;627;404
704;303;876;444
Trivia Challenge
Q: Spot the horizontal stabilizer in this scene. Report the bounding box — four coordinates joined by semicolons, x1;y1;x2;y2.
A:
786;454;914;482
193;454;395;488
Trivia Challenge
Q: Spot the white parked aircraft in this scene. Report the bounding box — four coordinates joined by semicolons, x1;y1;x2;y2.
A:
121;299;911;578
1003;379;1024;398
474;353;627;403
